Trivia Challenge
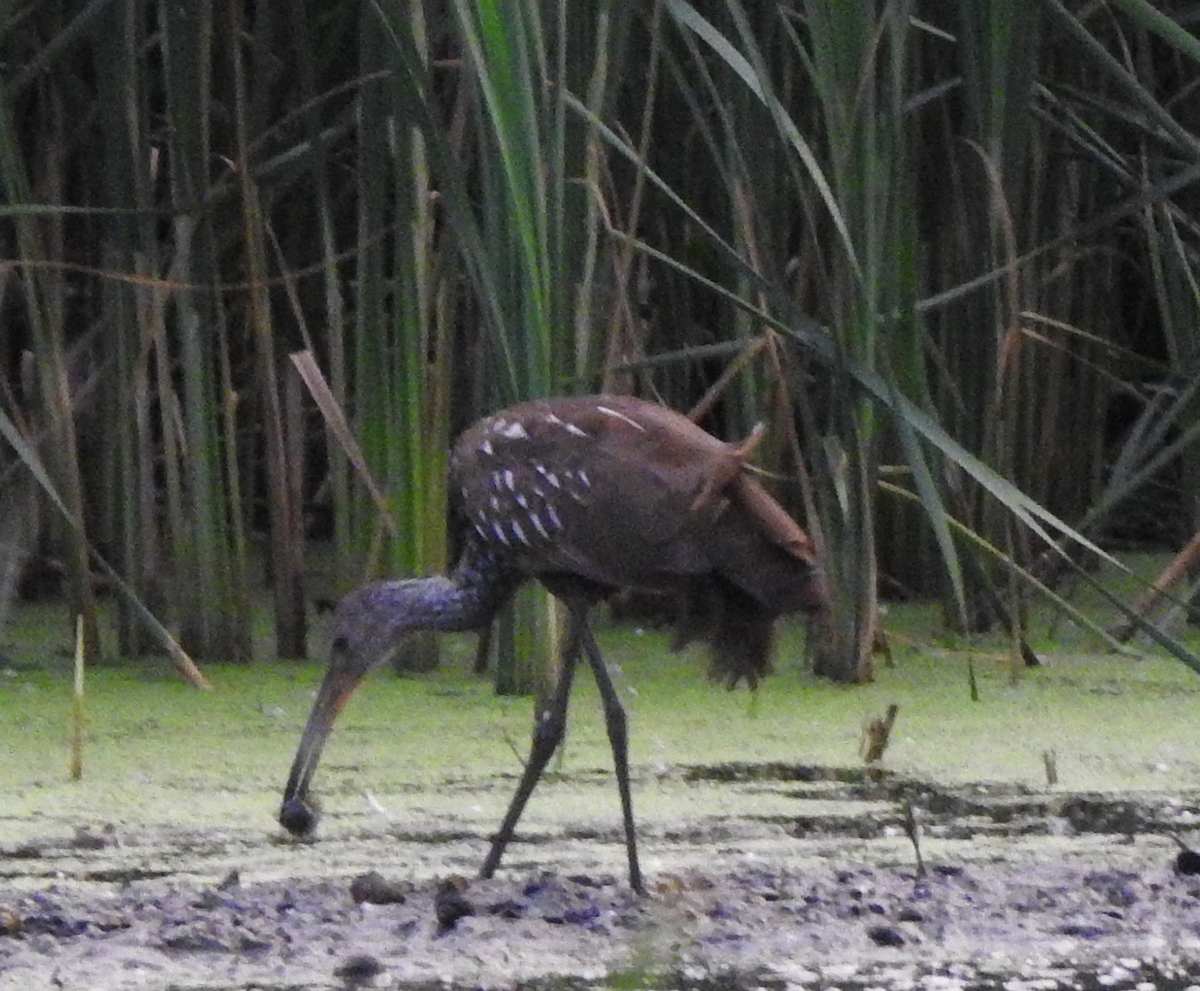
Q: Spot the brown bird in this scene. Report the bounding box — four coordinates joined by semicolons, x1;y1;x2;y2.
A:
279;394;826;893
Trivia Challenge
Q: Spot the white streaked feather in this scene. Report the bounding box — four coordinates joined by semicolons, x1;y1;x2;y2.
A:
595;404;647;432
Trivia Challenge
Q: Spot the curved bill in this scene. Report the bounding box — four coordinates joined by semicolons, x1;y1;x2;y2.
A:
278;658;366;836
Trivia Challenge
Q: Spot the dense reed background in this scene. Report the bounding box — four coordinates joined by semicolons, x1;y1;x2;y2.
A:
2;0;1199;685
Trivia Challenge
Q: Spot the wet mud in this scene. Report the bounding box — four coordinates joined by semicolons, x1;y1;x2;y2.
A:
5;765;1200;990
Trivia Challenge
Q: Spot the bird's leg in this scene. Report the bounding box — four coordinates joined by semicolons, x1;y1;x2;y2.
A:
579;621;643;895
479;614;582;880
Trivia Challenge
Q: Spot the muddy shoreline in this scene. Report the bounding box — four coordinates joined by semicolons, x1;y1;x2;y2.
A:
5;768;1200;989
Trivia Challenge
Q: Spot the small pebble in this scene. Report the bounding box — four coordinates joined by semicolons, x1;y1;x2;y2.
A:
1176;849;1200;876
334;953;386;982
349;871;407;906
434;876;475;933
867;924;905;947
72;825;116;850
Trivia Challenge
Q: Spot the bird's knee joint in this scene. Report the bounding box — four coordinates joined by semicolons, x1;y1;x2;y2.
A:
532;710;566;749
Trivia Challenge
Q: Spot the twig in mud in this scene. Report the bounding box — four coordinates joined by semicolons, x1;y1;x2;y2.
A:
861;704;899;764
903;802;926;877
499;724;528;768
1042;749;1058;786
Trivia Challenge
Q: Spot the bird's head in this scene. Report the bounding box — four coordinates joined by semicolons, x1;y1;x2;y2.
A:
278;578;453;837
328;578;456;670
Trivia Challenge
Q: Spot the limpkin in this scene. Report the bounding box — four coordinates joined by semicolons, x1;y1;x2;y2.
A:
279;394;826;893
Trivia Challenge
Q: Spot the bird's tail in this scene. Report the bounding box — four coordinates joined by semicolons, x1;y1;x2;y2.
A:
672;581;775;689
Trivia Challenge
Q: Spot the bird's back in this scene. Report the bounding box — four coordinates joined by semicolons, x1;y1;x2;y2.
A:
451;395;826;685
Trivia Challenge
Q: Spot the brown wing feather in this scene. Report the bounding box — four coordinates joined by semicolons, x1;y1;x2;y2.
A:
735;475;816;560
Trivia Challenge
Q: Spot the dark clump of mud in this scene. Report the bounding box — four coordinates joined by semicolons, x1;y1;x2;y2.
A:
6;772;1200;989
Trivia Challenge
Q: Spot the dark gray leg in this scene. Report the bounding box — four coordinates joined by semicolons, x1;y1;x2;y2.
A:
479;614;582;880
579;621;643;894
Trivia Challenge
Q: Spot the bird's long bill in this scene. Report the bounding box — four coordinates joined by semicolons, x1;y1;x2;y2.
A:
279;661;365;820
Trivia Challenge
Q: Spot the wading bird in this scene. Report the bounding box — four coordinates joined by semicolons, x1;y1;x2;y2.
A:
279;394;826;893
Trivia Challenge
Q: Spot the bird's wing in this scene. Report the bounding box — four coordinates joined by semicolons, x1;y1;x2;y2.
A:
453;396;733;586
452;394;821;601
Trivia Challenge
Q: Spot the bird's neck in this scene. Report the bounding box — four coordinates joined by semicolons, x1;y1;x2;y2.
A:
433;542;520;631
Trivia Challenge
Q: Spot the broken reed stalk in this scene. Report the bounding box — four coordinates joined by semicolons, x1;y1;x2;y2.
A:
861;703;900;764
1042;748;1058;786
1108;525;1200;643
70;614;84;780
903;802;926;877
